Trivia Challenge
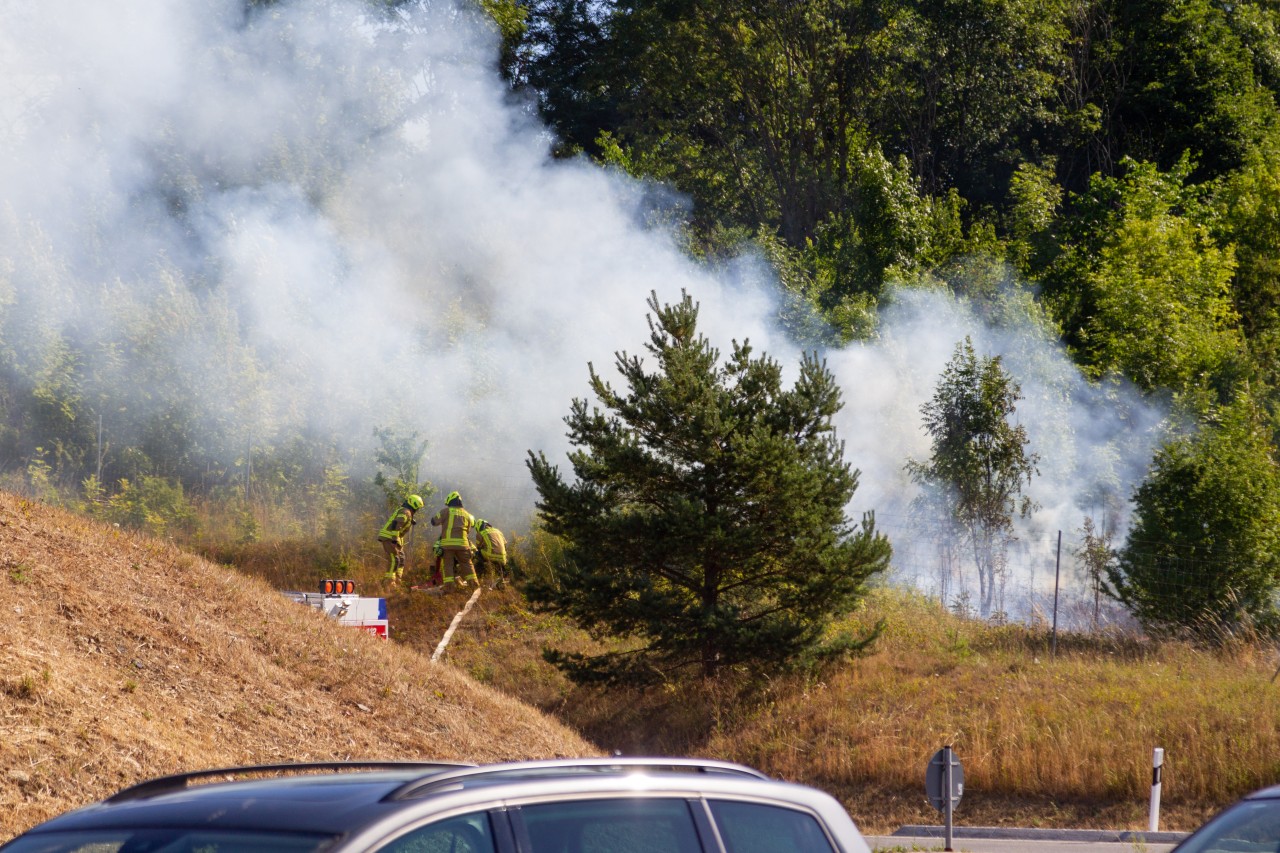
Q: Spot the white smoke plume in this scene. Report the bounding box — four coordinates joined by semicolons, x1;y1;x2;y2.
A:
0;0;1167;618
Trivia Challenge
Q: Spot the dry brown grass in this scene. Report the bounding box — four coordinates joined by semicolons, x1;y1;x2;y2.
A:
0;493;598;842
436;586;1280;836
8;491;1280;842
709;591;1280;834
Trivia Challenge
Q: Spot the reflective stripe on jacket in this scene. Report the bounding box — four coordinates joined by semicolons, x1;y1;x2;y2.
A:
478;527;507;563
432;506;474;547
378;507;412;543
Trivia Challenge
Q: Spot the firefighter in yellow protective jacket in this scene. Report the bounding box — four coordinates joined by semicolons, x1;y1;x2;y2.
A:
377;494;422;584
474;519;508;588
430;491;478;591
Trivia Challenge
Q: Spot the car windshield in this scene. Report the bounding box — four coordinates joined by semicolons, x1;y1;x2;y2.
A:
1175;799;1280;853
0;828;338;853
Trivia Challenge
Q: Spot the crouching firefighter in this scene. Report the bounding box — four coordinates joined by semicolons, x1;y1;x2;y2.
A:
474;519;508;588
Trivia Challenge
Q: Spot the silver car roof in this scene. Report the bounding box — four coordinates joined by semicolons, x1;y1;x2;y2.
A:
344;768;872;853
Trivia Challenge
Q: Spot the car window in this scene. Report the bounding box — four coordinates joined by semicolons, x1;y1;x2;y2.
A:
707;800;836;853
1175;799;1280;853
378;813;497;853
517;798;702;853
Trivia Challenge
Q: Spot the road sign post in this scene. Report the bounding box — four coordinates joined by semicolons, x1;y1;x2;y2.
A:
926;746;964;852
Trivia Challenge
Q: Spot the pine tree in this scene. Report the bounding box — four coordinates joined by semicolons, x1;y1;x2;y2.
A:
525;291;891;684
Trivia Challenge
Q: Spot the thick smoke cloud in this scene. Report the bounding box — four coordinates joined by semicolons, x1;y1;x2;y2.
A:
0;0;1166;616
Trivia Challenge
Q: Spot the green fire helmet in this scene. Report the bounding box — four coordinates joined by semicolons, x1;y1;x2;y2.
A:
476;519;489;531
405;494;424;511
446;490;462;506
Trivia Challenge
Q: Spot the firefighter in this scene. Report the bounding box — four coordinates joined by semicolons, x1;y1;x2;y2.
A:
474;519;508;588
430;490;478;591
377;494;423;584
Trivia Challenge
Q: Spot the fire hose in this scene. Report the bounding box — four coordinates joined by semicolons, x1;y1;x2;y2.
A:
431;586;483;662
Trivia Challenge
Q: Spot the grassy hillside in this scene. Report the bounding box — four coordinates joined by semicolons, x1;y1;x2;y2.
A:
431;583;1280;835
0;493;598;842
7;489;1280;841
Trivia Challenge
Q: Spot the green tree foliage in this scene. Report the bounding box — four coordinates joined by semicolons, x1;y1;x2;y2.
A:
1050;0;1120;190
90;475;200;538
1107;0;1277;181
1006;160;1064;274
876;0;1071;203
525;292;891;684
502;0;1280;393
308;462;352;542
1044;0;1280;188
1107;398;1280;640
1082;166;1243;396
1216;143;1280;404
906;337;1039;618
1076;515;1116;629
372;426;434;508
510;0;618;158
1225;1;1280;99
511;0;953;301
1041;159;1245;398
508;0;1280;234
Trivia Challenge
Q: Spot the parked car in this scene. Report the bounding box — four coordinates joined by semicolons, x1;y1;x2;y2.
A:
1170;783;1280;853
0;757;873;853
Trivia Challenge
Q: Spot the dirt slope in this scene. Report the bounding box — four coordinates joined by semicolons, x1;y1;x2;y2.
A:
0;492;599;841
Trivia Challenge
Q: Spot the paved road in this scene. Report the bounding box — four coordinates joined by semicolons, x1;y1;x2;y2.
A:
863;826;1185;852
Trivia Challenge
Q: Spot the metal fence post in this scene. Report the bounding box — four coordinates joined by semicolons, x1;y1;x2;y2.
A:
1051;530;1061;657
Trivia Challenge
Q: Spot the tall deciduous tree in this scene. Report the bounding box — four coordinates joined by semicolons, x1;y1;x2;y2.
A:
906;337;1039;618
525;292;891;684
879;0;1071;203
1082;160;1244;396
1040;158;1246;398
510;0;949;302
1216;143;1280;402
1107;397;1280;640
506;0;618;158
1107;0;1276;181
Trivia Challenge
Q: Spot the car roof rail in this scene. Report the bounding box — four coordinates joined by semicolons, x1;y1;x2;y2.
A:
389;757;770;801
106;761;476;804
